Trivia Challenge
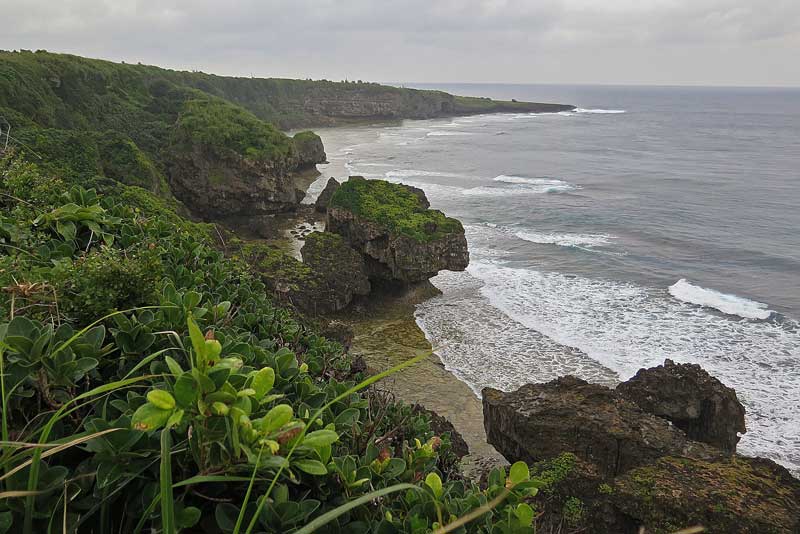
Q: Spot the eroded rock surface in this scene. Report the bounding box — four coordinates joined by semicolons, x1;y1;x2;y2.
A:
326;178;468;284
299;231;370;313
167;132;326;221
314;177;340;213
482;376;720;478
618;358;746;453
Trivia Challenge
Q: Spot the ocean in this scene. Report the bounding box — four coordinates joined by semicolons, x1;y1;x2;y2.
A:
308;84;800;474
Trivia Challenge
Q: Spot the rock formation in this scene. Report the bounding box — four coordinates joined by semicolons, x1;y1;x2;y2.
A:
482;366;800;533
314;177;340;213
299;231;371;313
617;358;746;453
482;376;721;478
326;178;468;284
167;131;326;221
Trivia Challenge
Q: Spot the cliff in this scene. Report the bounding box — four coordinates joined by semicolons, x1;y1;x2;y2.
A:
326;177;469;284
0;50;574;132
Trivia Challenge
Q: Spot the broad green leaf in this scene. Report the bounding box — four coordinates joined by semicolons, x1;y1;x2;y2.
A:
515;503;534;526
260;404;293;434
174;373;197;407
176;506;201;529
302;430;339;448
147;390;176;410
293;459;328;476
509;461;530;485
251;367;275;399
425;472;443;499
131;404;172;432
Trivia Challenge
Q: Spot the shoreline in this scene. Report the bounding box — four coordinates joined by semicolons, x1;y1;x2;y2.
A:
330;283;507;471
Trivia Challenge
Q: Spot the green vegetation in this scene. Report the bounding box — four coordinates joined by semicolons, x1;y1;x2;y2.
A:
0;48;584;534
329;179;463;242
0;150;569;532
170;97;295;163
239;242;319;292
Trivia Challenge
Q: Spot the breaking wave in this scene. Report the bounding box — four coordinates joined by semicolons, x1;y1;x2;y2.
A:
668;279;774;320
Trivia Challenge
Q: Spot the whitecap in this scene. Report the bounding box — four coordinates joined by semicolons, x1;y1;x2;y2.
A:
515;231;613;248
574;108;626;114
385;169;467;179
493;175;569;186
426;130;473;137
668;279;773;320
463;182;578;196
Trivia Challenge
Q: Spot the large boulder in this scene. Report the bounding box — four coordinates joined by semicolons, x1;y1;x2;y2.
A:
292;131;327;170
482;376;721;478
326;178;468;283
314;177;340;213
618;359;746;453
166;107;326;221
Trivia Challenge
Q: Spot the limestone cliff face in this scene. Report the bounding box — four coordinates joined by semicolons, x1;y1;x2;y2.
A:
327;205;468;283
167;132;326;220
325;178;468;284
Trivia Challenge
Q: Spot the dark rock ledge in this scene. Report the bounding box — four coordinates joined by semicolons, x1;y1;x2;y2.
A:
483;361;800;533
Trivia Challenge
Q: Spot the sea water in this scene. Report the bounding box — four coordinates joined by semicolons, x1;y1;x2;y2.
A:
310;84;800;474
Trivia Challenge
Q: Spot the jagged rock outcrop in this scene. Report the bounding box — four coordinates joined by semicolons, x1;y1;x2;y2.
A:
168;146;302;220
314;177;340;213
292;131;327;170
326;178;468;284
483;371;800;534
482;376;720;478
167;131;326;221
617;359;746;453
299;231;371;313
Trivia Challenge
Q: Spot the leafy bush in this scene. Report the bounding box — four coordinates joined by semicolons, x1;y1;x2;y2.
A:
0;130;566;534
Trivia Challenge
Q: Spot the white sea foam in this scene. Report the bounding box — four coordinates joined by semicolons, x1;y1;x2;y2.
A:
515;231;614;248
494;175;567;186
574;108;626;114
668;279;773;320
426;130;473;137
385;169;467;179
463;180;578;196
446;262;800;472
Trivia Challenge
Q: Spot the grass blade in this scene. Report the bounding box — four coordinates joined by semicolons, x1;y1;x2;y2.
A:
159;430;175;534
293;483;421;534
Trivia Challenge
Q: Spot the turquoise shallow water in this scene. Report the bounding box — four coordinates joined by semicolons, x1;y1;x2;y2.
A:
310;84;800;474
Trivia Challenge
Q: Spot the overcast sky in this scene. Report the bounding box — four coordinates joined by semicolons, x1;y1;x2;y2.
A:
2;0;799;87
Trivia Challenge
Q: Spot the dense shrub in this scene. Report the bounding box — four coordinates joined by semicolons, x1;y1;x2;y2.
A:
0;152;567;533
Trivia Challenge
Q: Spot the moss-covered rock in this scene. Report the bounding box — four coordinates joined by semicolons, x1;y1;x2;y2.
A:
300;231;370;313
612;456;800;533
327;178;468;283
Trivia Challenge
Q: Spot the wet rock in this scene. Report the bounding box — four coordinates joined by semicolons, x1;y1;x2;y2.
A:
618;359;746;453
482;376;721;478
314;177;340;212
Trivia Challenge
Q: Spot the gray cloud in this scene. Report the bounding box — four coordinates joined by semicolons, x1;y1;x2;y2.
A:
1;0;798;86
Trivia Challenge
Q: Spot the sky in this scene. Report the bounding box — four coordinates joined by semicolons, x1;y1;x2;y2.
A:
1;0;799;87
